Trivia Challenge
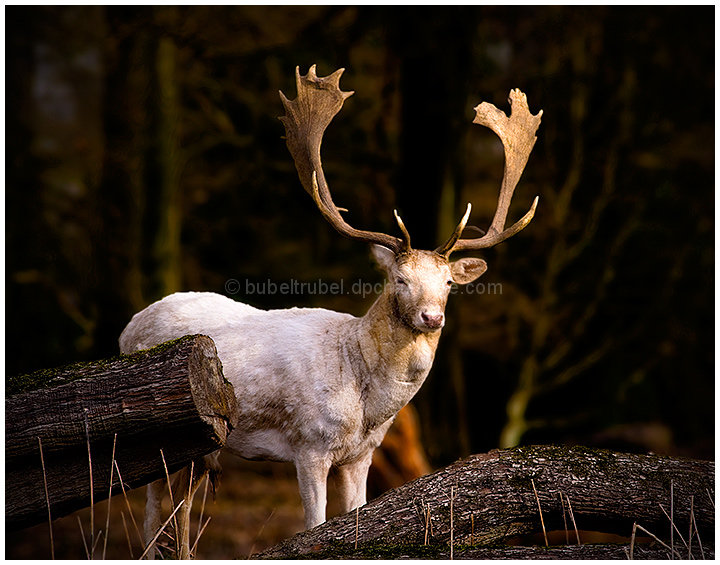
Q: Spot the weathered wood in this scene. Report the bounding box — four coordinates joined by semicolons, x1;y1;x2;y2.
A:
6;334;238;531
260;541;711;560
257;445;714;559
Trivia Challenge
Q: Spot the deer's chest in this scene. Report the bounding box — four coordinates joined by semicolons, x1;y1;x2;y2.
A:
392;336;436;383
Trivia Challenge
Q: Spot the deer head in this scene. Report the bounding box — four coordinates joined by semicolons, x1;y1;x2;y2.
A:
279;66;541;333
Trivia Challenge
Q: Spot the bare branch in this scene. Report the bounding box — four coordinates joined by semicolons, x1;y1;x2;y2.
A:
537;337;614;395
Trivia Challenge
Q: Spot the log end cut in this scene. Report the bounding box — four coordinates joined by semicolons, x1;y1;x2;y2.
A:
188;335;239;442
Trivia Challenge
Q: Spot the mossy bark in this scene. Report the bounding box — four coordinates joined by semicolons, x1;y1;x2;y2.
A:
256;445;714;559
6;334;238;531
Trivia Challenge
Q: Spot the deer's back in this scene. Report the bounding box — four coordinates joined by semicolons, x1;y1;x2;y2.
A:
119;292;367;462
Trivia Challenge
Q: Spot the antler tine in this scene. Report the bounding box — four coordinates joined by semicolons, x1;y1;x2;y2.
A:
280;65;406;253
438;89;542;255
436;203;471;257
393;210;412;251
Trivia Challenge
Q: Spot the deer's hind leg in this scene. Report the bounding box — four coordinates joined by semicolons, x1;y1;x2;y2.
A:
143;479;166;559
144;452;221;559
172;452;222;559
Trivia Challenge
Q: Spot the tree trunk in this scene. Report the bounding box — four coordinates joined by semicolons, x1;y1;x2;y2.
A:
93;7;150;358
143;6;183;301
6;334;238;531
256;445;714;559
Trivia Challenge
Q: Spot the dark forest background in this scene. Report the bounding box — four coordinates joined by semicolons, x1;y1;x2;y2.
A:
5;6;714;470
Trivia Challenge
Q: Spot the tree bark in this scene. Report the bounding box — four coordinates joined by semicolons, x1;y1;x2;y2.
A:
256;445;714;559
6;334;238;531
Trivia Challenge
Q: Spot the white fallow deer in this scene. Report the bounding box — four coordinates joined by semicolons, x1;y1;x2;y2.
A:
119;65;542;559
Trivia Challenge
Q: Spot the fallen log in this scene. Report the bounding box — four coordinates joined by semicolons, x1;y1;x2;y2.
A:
256;445;714;559
258;541;709;560
6;334;238;531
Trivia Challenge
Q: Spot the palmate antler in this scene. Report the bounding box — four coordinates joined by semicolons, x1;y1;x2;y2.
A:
279;66;542;256
437;89;542;256
279;65;410;253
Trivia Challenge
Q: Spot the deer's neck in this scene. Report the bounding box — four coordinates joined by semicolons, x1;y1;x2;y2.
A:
346;288;441;431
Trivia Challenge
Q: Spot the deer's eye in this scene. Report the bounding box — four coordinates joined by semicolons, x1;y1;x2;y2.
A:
396;277;407;286
447;280;454;286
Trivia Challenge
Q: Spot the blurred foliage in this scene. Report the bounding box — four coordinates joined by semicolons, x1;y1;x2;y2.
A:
6;6;713;463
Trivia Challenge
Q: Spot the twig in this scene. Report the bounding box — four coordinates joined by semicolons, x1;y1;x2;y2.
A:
560;491;569;545
91;530;104;556
83;408;95;559
471;514;474;546
102;433;117;560
188;461;195;498
139;501;185;560
706;488;714;510
190;517;212;557
77;515;90;560
670;480;674;560
424;504;431;545
635;523;683;559
120;510;134;559
688;495;693;559
690;501;704;559
183;460;195;558
629;521;637;560
565;494;581;545
160;449;179;558
194;475;210;550
113;460;144;547
531;478;548;546
450;486;455;561
247;508;276;558
659;504;687;548
38;437;55;560
355;506;360;550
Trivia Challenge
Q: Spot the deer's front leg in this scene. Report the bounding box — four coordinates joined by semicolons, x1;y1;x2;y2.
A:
295;454;332;529
335;451;373;514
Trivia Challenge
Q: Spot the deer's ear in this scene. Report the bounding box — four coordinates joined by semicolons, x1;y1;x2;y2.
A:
371;244;396;272
450;257;487;285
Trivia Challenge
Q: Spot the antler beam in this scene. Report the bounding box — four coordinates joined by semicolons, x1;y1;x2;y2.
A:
437;89;542;256
279;65;409;253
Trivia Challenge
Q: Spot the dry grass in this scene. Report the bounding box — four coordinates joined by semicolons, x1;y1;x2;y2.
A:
10;451;712;560
37;437;54;560
6;453;343;559
139;501;185;559
627;481;708;560
531;478;548;547
449;485;455;560
565;494;581;544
